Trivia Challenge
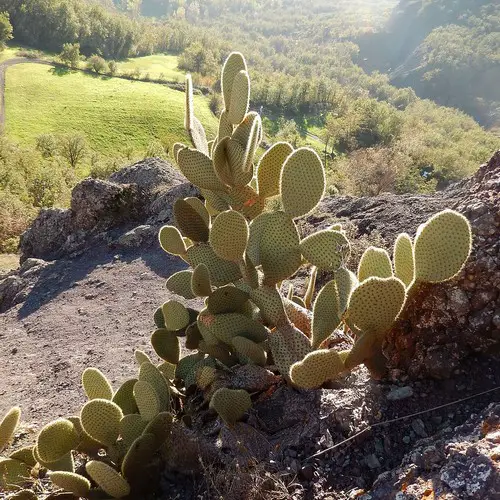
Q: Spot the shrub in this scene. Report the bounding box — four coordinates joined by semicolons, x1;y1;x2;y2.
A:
107;60;117;75
145;139;166;159
86;55;107;74
0;190;35;251
36;133;58;158
60;43;80;68
58;134;87;169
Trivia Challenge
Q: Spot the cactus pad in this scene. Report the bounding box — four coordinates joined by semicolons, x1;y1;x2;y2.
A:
186;243;242;286
166;270;196;299
139;362;171;412
312;280;341;349
393;233;415;287
218;110;233;140
177;148;226;191
80;400;122;447
142;412;173;447
174;353;204;381
228;70;250;125
151;329;180;364
9;447;36;467
210;210;249;262
121;433;156;482
134;349;152;366
0;406;21;451
185;322;203;350
36;419;79;464
257;142;294;199
280;147;325;218
222;52;247;110
191;263;212;297
112;379;139;416
133;380;160;421
0;458;31;490
174;198;210;243
232;336;267;366
82;368;113;401
209;388;251;424
161;300;190;331
344;334;379;371
49;471;91;497
357;247;393;282
413;209;472;284
207;285;249;314
34;446;74;472
159;226;187;256
290;349;344;389
335;267;358;313
249;286;288;326
269;324;312;382
86;460;131;499
119;414;147;448
300;230;350;271
346;277;406;336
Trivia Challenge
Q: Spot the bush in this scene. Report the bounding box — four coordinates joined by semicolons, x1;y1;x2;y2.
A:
60;42;80;68
90;157;124;180
145;139;166;159
86;55;107;74
36;133;58;158
58;134;87;168
0;190;35;251
108;60;117;75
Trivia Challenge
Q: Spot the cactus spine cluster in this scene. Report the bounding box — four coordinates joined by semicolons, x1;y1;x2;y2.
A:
0;52;473;497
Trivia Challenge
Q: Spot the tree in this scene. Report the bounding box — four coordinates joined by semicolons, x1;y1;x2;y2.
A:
59;42;80;68
0;11;12;50
36;134;58;158
59;134;87;168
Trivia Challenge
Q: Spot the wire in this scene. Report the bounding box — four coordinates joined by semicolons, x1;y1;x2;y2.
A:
304;385;500;462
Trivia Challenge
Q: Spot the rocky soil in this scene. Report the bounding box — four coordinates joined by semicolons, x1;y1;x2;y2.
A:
0;153;499;499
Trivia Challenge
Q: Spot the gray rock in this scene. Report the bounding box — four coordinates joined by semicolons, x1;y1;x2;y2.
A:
148;182;200;223
411;418;428;438
115;225;153;247
365;454;381;469
386;386;414;401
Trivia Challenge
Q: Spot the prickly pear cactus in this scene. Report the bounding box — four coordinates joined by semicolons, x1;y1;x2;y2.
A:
3;52;474;499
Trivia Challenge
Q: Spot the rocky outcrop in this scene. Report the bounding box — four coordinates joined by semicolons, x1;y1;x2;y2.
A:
367;403;500;499
19;158;191;263
384;151;500;379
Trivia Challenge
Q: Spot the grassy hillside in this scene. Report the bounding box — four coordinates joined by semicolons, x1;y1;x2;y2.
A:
5;63;217;157
117;54;184;81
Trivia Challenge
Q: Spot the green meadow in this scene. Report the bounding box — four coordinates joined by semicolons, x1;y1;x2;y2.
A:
4;63;217;156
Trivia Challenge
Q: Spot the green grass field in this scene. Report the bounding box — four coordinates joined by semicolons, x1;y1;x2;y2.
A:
117;54;184;81
5;63;217;157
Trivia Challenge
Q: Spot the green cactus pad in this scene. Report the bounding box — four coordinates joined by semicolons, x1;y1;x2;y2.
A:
36;419;79;464
218;110;233;140
119;414;147;448
80;399;123;447
82;368;114;401
202;189;231;215
139;362;171;412
66;416;101;454
174;353;204;381
0;406;21;452
159;225;187;256
174;198;210;243
151;329;180;364
346;277;406;337
198;341;236;367
166;270;196;299
232;336;267;366
198;311;269;344
172;143;185;163
357;247;393;282
207;285;249;315
283;298;312;338
228;70;250;125
196;366;218;389
344;334;379;371
0;458;31;490
86;460;131;499
9;447;36;467
300;230;350;271
413;209;472;284
335;267;358;313
280;147;325;218
133;380;160;421
393;233;415;287
291;296;306;307
33;446;74;472
186;243;242;286
142;412;173;447
177;148;226;191
249;286;288;326
209;388;252;425
222;52;247;109
121;433;156;482
161;300;190;331
210;210;249;262
312;281;341;349
304;266;318;310
184;74;193;130
226;139;253;187
5;489;37;499
213;137;234;186
134;349;152;366
257;142;294;199
185;75;209;155
191;263;212;297
185;197;210;226
269;324;312;381
258;211;302;284
49;471;91;497
227;184;265;220
290;349;345;389
157;361;176;380
185;322;203;350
